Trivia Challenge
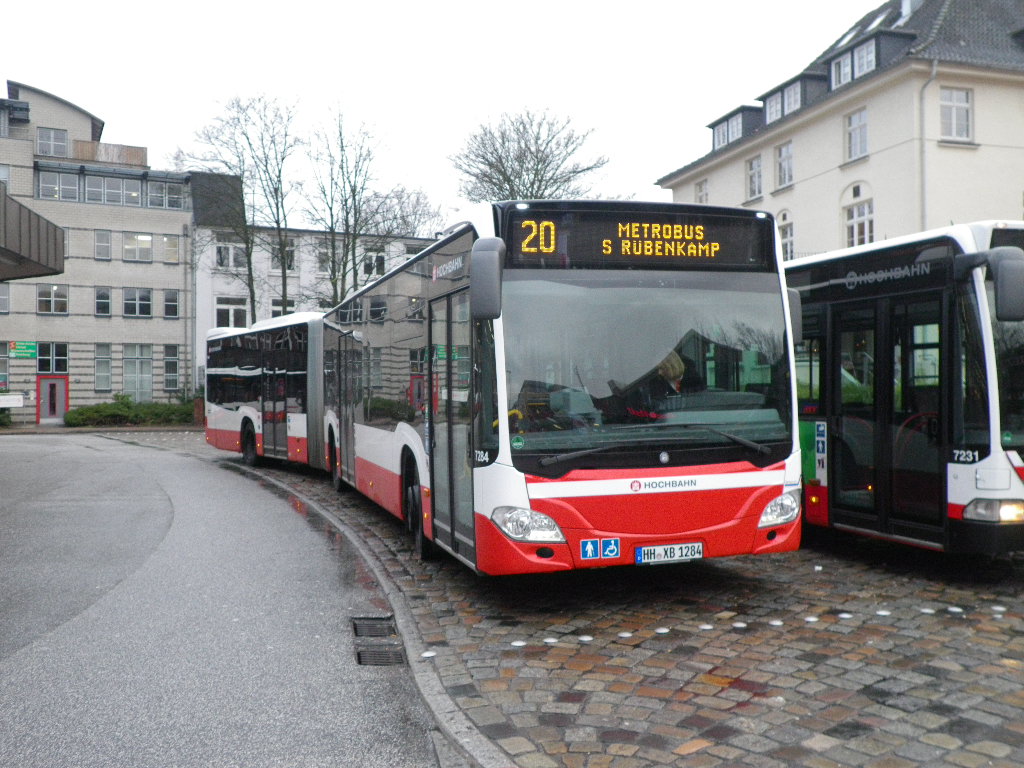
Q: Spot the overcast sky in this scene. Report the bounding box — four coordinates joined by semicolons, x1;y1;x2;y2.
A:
6;0;885;219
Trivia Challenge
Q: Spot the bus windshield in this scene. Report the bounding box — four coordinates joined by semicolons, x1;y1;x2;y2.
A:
501;269;792;469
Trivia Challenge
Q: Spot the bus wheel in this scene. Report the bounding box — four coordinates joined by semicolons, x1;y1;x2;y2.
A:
241;423;259;467
405;472;435;561
330;437;344;491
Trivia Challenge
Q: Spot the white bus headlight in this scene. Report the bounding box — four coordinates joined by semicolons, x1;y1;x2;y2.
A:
759;489;801;528
492;506;566;543
963;499;1024;523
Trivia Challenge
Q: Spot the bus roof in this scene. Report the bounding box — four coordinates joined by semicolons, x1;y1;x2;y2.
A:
205;311;324;341
785;220;1024;270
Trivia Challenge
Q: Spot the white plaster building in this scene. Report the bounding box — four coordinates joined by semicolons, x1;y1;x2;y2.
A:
657;0;1024;258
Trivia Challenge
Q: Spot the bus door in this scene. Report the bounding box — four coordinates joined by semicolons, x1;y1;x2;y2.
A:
339;334;358;481
429;291;476;565
830;296;945;543
262;350;288;458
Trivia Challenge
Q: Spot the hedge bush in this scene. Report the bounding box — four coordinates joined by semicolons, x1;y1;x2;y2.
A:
63;394;194;427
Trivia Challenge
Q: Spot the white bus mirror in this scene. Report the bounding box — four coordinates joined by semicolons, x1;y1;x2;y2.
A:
470;237;505;320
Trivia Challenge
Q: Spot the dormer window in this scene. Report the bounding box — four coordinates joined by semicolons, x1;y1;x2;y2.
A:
853;41;876;77
712;113;744;149
765;93;782;124
783;82;801;113
831;40;876;89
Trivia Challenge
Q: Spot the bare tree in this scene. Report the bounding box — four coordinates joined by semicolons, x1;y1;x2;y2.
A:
451;110;608;203
305;114;442;308
189;96;303;322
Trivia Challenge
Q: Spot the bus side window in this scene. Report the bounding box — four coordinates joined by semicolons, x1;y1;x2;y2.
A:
796;338;823;416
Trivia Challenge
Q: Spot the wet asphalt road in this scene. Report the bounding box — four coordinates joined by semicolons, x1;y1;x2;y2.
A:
0;434;441;768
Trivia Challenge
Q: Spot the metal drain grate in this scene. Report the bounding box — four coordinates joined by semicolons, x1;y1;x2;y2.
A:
356;646;407;666
351;616;397;638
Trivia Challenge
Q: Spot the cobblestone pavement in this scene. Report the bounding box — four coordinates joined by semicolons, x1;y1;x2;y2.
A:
98;429;1024;767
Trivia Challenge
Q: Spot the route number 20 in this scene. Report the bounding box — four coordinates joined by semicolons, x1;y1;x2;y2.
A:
520;220;557;253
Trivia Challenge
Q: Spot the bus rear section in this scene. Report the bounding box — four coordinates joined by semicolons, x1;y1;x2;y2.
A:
206;313;325;469
787;221;1024;554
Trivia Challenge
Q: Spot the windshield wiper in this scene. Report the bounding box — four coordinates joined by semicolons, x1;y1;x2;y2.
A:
538;443;626;467
678;424;771;455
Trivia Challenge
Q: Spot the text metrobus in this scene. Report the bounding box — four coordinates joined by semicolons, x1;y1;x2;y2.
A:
206;200;803;575
786;220;1024;554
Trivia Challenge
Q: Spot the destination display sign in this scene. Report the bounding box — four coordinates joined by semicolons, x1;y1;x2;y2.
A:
505;208;773;271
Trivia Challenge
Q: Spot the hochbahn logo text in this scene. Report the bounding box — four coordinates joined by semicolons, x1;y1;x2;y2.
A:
631;478;699;492
844;262;931;290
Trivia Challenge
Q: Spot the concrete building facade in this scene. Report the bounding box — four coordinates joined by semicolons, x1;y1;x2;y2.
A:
0;82;193;425
657;0;1024;259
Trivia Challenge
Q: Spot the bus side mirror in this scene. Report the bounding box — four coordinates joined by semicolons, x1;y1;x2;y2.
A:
994;257;1024;322
787;288;803;341
470;237;505;320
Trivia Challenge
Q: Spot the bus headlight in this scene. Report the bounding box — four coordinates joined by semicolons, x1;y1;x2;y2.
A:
759;489;801;528
963;499;1024;523
492;507;566;543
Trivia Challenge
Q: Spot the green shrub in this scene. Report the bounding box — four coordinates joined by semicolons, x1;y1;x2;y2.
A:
63;394;194;427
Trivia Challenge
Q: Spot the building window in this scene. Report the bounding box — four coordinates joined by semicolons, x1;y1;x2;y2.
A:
37;128;68;158
124;233;153;262
783;82;801;114
363;251;385;276
85;176;103;203
215;236;246;269
271;299;295;317
713;123;728;149
694;179;708;205
778;212;794;260
38;171;78;201
95;287;111;317
0;164;10;188
37;284;68;314
164;345;180;391
271;238;296;271
37;342;69;374
124;179;141;206
123;343;153;402
845;200;874;246
124;288;152;318
831;54;852;89
765;93;782;124
164;289;179;318
776;142;793;188
147;181;184;209
104;177;124;205
846;109;868;161
94;230;111;261
216;297;248;327
940;87;972;141
0;283;8;314
746;156;762;200
369;297;388;322
853;41;876;78
728;114;742;142
162;235;180;264
95;343;112;391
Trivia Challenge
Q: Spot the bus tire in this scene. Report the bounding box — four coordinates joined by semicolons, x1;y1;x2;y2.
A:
405;468;435;561
241;423;260;467
329;435;344;491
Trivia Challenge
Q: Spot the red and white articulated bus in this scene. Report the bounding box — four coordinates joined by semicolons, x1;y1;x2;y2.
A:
787;221;1024;554
206;312;325;467
207;200;803;575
